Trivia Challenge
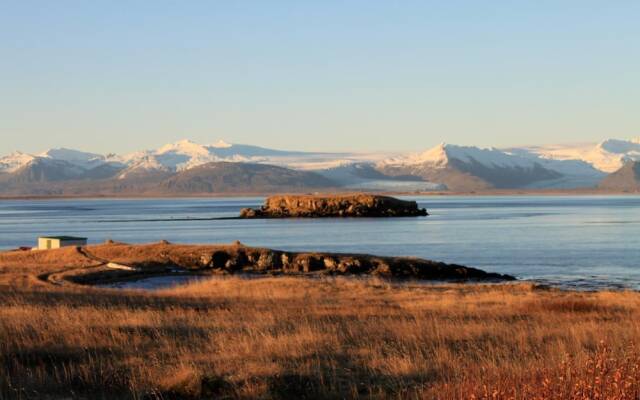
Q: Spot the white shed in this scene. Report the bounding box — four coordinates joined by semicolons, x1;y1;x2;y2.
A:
38;236;87;250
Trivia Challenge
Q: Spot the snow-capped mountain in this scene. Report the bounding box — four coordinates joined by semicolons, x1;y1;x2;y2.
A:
152;140;225;171
378;143;605;190
0;140;385;193
512;138;640;173
0;152;36;173
9;158;87;183
120;139;362;173
116;155;171;180
0;147;125;183
0;137;638;194
37;148;117;170
382;143;540;169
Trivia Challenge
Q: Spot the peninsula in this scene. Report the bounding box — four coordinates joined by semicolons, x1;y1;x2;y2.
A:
0;241;512;286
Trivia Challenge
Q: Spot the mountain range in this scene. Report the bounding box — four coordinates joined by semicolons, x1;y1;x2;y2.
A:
1;138;639;195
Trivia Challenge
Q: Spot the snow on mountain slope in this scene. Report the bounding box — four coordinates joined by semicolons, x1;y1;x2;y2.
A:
600;138;640;153
198;141;382;170
7;157;87;183
39;148;104;166
281;151;392;171
408;142;605;180
0;140;385;183
382;143;541;169
380;143;449;168
126;139;328;172
379;143;605;189
156;140;213;158
122;139;391;173
514;138;640;173
0;137;636;190
152;140;225;171
313;162;445;191
0;147;125;181
211;139;232;148
504;147;605;185
0;152;36;173
117;155;171;180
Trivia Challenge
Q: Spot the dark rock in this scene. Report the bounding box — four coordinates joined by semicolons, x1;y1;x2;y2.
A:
337;257;365;274
294;254;324;272
238;194;429;219
210;251;230;269
281;253;296;271
99;243;514;282
233;250;249;268
256;250;282;271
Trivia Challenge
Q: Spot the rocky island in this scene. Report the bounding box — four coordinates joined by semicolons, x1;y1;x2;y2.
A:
239;194;428;218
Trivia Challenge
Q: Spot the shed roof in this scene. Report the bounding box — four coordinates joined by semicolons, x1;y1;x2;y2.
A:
39;236;87;241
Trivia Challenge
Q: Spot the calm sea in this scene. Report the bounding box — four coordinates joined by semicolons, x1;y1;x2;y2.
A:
1;195;639;290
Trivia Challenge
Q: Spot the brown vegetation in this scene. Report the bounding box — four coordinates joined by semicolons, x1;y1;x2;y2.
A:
0;243;638;399
0;242;512;286
1;270;640;399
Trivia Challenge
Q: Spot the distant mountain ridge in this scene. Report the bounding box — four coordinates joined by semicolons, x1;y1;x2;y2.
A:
0;137;638;195
378;143;604;190
159;162;335;193
510;138;640;173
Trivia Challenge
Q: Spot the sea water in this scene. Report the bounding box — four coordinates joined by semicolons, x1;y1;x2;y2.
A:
1;195;639;290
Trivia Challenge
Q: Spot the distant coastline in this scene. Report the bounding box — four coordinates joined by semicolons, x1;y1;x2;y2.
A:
0;187;638;201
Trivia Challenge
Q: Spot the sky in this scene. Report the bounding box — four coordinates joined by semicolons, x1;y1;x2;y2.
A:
1;1;639;155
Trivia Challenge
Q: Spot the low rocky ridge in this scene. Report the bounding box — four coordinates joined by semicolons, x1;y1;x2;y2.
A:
240;194;428;218
158;162;337;193
0;162;339;196
26;242;514;284
598;161;640;192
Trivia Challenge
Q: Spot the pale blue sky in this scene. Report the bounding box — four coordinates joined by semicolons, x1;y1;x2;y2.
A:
1;1;638;155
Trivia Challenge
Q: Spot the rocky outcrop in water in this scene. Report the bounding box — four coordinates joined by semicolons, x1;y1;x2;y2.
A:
239;194;428;218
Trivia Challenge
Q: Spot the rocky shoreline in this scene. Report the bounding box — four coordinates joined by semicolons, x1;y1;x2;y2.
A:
31;242;515;285
240;194;428;218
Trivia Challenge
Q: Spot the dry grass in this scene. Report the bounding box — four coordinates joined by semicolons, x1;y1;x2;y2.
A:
1;275;640;399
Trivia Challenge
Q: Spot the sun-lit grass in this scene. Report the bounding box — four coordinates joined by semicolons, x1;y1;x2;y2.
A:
1;276;640;399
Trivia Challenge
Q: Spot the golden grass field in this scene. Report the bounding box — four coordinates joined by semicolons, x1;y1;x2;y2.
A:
1;246;640;399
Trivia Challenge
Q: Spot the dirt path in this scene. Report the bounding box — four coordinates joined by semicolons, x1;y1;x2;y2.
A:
37;246;109;286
